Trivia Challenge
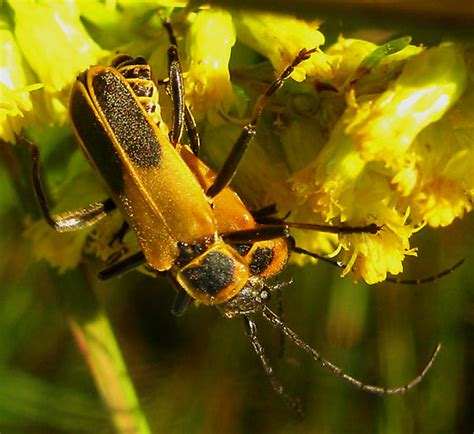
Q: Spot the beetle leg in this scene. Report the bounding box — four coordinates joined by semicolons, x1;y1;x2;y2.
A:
183;104;201;156
161;19;201;154
222;220;379;244
243;315;304;418
162;19;185;146
108;221;130;247
274;286;286;359
172;287;193;316
222;225;289;244
97;251;146;280
251;203;278;220
164;272;194;316
206;48;318;198
28;139;116;232
103;221;131;266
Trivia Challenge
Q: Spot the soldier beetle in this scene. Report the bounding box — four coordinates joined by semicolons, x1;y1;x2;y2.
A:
28;21;441;415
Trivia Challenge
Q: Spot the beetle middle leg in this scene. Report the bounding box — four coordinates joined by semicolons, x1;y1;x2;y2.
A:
98;252;194;316
27;138;116;232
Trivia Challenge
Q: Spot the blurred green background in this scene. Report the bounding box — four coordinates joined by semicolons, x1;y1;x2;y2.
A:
1;151;473;434
1;2;474;434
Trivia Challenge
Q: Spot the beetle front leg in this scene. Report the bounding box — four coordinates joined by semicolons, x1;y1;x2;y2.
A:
28;139;116;232
97;251;146;280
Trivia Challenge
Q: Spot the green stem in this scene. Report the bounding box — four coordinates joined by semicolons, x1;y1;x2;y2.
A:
55;268;152;434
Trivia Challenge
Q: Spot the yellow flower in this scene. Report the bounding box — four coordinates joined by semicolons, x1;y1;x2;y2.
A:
288;40;471;283
185;9;236;117
8;3;471;284
24;219;89;274
85;212;140;266
338;209;417;284
408;87;474;227
0;83;42;144
233;11;331;82
11;0;104;94
347;44;467;168
0;27;42;143
325;37;377;88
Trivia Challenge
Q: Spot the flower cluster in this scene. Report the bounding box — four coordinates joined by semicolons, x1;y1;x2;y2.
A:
2;1;472;283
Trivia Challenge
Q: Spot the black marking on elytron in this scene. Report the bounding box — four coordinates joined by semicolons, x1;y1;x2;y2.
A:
234;243;252;257
70;82;124;194
92;70;161;168
181;250;236;296
249;247;274;276
176;240;210;267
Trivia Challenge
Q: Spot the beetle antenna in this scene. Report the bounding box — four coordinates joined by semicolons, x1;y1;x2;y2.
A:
385;258;466;284
292;244;344;267
243;315;304;418
293;244;466;285
261;306;441;395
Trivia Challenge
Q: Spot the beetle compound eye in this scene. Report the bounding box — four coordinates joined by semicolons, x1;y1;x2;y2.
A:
259;289;270;302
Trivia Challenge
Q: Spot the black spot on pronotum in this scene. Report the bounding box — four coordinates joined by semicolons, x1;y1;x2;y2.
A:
249;247;274;276
92;69;161;168
181;250;235;296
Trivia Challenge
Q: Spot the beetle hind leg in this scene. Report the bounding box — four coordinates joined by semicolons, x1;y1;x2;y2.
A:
27;138;116;232
206;48;318;198
161;18;201;155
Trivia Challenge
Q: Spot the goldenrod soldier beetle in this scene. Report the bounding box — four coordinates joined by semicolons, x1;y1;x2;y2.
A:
27;20;442;416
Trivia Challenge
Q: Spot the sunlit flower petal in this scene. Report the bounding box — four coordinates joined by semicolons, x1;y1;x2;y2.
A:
233;12;331;82
346;44;467;168
185;9;236;117
11;0;104;93
0;26;41;143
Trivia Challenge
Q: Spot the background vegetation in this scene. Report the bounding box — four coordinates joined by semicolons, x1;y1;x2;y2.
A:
1;1;473;433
